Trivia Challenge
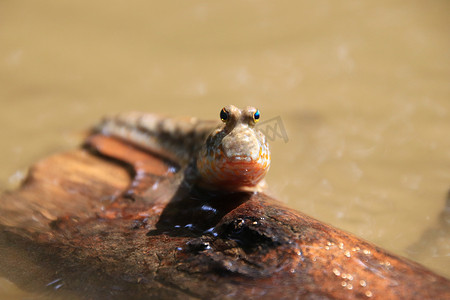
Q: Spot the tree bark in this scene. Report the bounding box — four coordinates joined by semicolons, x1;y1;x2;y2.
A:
0;135;448;299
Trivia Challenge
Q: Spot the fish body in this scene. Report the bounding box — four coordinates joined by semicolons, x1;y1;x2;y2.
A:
96;105;270;191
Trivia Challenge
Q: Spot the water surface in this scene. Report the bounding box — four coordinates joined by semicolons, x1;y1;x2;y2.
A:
1;1;449;297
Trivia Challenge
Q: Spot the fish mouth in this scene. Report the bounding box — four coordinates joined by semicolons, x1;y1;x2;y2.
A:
226;155;254;162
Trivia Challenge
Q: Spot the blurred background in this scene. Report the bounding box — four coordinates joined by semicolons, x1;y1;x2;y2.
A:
0;0;449;297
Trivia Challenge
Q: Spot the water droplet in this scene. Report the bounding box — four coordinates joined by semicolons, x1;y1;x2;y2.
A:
151;181;159;190
345;250;351;258
46;278;62;286
204;227;215;233
347;284;353;290
333;268;341;276
8;169;26;185
365;291;373;297
200;204;217;213
360;280;366;287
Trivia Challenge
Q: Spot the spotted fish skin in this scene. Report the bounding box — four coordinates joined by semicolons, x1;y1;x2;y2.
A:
96;112;218;166
95;105;270;191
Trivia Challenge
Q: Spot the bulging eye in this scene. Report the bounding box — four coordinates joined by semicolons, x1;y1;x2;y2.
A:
220;108;229;122
253;109;260;123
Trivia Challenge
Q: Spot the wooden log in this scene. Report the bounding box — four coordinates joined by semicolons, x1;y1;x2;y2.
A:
0;135;448;299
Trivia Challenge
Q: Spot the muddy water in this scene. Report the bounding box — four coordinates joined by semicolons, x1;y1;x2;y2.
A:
1;0;449;297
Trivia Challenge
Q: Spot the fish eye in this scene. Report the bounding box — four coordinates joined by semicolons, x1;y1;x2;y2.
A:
220;107;229;122
253;109;260;123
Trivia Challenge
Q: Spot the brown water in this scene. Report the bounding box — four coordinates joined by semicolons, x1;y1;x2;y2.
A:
1;0;449;297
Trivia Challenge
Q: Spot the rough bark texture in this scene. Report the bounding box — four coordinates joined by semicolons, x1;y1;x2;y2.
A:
0;135;448;299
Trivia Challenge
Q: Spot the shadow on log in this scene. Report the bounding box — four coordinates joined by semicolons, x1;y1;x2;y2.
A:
0;135;449;299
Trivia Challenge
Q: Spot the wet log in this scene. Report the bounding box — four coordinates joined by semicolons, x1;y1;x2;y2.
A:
0;135;448;300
